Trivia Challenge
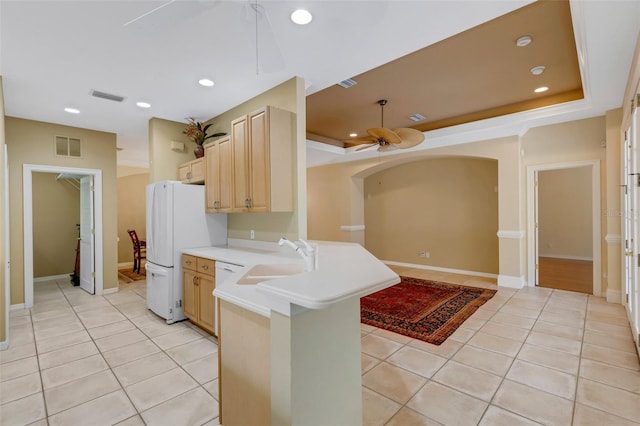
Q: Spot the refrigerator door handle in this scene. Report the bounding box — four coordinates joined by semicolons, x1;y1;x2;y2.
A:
145;263;168;276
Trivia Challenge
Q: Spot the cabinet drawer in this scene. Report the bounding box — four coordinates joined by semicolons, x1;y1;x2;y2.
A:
182;255;197;271
197;258;215;276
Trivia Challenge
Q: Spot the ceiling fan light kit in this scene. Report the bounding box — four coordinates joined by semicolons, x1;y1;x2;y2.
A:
345;99;425;152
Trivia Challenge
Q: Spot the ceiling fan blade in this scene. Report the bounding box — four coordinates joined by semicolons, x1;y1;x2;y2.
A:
124;1;218;30
378;144;399;152
344;136;376;147
355;143;378;152
366;128;401;144
393;128;425;149
243;1;285;73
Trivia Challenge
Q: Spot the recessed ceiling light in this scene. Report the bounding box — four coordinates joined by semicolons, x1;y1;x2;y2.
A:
530;66;546;75
516;35;532;47
64;107;80;114
198;78;215;87
534;86;549;93
349;133;358;138
291;9;312;25
136;101;151;108
408;113;426;122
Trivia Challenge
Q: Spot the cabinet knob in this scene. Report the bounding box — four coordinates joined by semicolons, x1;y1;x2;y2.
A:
245;197;251;208
193;276;197;285
187;172;192;179
202;265;208;270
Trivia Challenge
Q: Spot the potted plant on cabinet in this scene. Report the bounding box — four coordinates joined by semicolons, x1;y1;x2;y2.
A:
183;117;226;158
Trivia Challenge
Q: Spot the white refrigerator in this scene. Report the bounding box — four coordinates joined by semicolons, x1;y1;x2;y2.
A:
146;181;227;323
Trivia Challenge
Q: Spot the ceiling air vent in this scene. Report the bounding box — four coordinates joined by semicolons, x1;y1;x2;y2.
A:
337;78;357;88
408;113;426;122
90;89;125;102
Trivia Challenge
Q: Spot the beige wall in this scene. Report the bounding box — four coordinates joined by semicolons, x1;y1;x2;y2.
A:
538;167;593;259
148;77;306;243
364;157;499;274
308;117;612;285
118;173;149;264
6;117;118;304
32;173;80;277
0;76;6;343
149;118;195;183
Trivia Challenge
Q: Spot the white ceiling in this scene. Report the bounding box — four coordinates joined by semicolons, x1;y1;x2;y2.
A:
1;1;639;168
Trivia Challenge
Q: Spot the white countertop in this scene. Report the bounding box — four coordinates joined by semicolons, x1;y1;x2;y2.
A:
183;240;399;317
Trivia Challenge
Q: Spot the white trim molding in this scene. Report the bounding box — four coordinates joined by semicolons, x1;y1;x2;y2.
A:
340;225;365;232
10;303;25;311
497;230;525;239
538;254;593;262
34;274;72;283
103;287;119;295
605;234;622;244
498;275;526;289
606;289;621;304
0;340;8;350
383;260;498;280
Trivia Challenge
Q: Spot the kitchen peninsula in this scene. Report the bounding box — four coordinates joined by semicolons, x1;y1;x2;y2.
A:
183;240;399;426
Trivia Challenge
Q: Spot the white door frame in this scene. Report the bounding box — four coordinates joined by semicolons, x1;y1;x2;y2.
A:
526;160;601;296
22;164;103;308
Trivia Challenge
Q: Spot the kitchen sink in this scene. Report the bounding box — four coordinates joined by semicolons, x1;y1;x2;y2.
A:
236;263;306;285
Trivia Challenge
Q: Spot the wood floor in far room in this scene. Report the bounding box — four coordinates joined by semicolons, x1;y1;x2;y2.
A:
538;257;593;294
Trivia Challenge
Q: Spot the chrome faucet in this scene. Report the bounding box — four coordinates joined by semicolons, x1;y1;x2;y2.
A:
278;237;316;272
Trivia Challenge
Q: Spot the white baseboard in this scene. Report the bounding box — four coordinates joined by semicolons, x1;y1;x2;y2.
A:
606;289;621;304
382;260;498;279
498;275;526;289
34;274;72;283
0;340;8;351
538;254;593;261
102;287;119;295
10;303;25;311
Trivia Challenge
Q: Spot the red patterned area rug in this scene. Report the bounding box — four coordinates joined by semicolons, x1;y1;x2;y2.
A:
361;276;496;345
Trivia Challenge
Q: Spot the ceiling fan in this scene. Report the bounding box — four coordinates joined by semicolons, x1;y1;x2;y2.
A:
344;99;425;152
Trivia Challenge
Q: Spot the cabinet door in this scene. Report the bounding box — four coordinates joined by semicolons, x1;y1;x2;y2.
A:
231;116;249;211
217;136;233;212
190;158;204;183
198;273;216;335
183;270;198;322
178;162;190;183
248;108;270;212
204;143;218;213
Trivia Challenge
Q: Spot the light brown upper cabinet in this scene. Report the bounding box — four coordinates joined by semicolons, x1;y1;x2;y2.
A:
231;106;294;213
205;136;233;213
178;158;204;184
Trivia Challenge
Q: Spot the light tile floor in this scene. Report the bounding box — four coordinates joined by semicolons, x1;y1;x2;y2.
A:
0;267;638;425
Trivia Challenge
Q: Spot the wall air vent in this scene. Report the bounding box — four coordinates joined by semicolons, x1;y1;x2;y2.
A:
337;78;357;88
90;90;126;102
55;136;81;158
408;113;426;122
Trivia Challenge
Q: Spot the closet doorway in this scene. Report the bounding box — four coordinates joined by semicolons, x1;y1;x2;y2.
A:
23;164;103;308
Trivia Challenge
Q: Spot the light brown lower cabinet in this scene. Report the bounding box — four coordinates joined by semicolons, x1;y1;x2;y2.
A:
182;255;216;335
218;299;270;425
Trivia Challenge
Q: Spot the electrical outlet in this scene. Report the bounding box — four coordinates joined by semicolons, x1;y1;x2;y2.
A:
419;251;427;258
250;229;255;240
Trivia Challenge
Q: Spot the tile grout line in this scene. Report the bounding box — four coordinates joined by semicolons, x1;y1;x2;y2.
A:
101;281;220;423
